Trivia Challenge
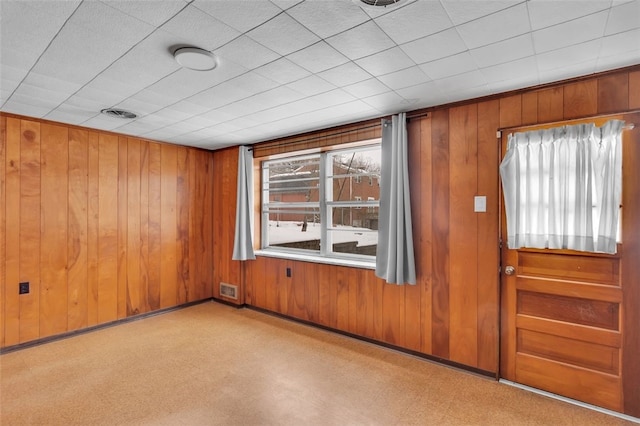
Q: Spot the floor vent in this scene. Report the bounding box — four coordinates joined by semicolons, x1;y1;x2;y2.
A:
219;282;238;300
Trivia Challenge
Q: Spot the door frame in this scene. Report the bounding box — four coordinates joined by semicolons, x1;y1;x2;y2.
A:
497;111;640;416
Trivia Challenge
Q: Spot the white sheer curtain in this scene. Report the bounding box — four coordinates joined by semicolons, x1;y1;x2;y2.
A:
499;120;623;254
376;112;416;285
232;146;256;261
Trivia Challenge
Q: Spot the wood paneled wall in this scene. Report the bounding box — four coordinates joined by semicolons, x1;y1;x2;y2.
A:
211;147;242;303
243;67;640;374
0;115;214;348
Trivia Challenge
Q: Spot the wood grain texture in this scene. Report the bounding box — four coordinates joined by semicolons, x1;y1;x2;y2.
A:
117;137;128;320
87;132;99;326
629;71;640;109
160;143;177;309
431;109;450;359
597;73;628;114
4;118;21;346
1;114;215;348
499;95;522;128
563;80;598;119
67;128;88;331
476;100;500;373
418;117;433;355
176;147;189;304
0;116;5;347
98;134;119;324
621;112;640;417
537;87;564;123
19;120;41;342
521;92;538;125
127;138;141;315
449;105;478;366
40;124;68;338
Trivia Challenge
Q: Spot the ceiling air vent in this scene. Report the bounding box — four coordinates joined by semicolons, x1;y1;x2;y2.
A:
100;108;137;119
360;0;403;6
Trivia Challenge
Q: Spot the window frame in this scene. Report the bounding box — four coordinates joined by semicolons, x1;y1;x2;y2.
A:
259;141;381;265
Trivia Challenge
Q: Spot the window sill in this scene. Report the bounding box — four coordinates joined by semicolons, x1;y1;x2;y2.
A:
254;249;376;270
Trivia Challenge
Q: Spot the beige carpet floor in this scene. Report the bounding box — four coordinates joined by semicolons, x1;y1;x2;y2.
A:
0;301;634;425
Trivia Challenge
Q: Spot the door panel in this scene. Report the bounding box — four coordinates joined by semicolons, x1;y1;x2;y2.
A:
500;113;640;415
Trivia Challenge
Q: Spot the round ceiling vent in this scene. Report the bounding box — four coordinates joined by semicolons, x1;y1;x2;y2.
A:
100;108;137;119
360;0;404;6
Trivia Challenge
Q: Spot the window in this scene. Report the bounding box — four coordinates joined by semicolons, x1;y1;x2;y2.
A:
262;143;381;261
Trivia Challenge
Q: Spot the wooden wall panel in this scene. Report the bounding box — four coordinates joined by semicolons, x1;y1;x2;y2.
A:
68;128;88;331
160;144;177;309
1;115;215;348
5;118;21;346
40;124;69;338
117;137;128;319
19;120;41;342
431;109;451;359
0;116;6;347
127;139;141;315
476;100;500;373
448;104;479;366
239;66;639;380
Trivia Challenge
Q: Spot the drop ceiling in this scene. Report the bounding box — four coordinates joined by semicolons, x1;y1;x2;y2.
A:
1;0;639;150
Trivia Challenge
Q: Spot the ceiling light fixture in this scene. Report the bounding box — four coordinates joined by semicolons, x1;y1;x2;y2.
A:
360;0;405;6
173;47;217;71
100;108;137;119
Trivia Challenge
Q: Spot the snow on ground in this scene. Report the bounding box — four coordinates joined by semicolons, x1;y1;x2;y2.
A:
267;220;377;246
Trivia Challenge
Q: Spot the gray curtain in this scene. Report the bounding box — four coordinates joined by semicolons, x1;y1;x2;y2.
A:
375;112;416;285
232;146;256;261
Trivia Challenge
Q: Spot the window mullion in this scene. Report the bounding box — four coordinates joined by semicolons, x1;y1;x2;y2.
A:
320;153;329;256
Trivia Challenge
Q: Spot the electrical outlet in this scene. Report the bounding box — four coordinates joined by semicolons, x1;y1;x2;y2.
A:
19;282;29;295
286;267;292;278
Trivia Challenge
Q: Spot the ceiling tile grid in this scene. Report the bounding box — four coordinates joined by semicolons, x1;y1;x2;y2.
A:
1;0;639;149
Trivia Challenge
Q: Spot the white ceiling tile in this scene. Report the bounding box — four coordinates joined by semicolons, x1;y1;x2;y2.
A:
1;100;51;118
271;0;305;11
82;114;133;131
533;10;609;53
21;72;83;96
11;91;63;110
12;82;73;109
45;105;100;125
254;58;312;85
600;28;640;56
286;0;370;38
355;47;416;77
374;0;453;44
105;121;157;136
536;39;602;72
167;100;212;117
441;0;522;25
193;0;282;32
538;60;597;84
420;51;478;80
432;69;488;93
488;74;539;93
318;62;372;87
343;78;391;98
286;42;350;73
527;0;611;31
469;33;534;69
114;98;164;118
75;76;140;105
596;48;640;72
101;0;187;27
214;36;280;70
481;56;537;84
327;21;396;60
161;5;240;51
400;28;467;64
605;0;640;35
247;13;320;56
377;66;431;91
70;1;155;47
286;75;337;96
146;62;248;102
361;91;406;113
0;0;80;71
394;80;444;103
457;3;531;49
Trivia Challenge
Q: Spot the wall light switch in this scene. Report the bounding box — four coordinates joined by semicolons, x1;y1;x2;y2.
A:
474;196;486;213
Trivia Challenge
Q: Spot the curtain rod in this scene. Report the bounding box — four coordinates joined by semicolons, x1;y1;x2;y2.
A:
249;111;430;153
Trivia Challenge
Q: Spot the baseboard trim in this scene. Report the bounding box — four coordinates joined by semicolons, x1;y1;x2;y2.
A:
245;304;495;379
212;297;246;309
0;298;215;355
499;379;640;424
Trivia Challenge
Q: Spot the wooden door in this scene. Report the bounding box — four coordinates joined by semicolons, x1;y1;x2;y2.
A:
500;113;640;416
